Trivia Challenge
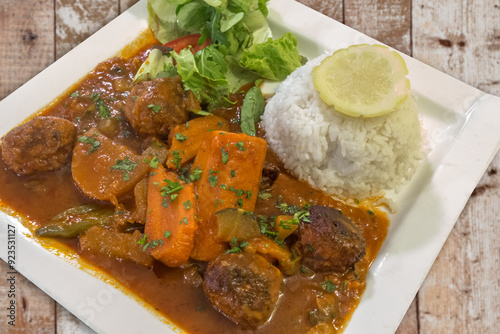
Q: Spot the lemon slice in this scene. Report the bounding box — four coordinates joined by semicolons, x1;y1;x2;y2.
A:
312;44;410;117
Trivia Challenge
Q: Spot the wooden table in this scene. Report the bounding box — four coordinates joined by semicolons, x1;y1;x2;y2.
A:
1;0;498;333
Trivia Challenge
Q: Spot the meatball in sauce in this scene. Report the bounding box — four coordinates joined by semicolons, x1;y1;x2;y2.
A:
298;206;366;273
1;116;76;175
124;76;200;138
203;252;283;329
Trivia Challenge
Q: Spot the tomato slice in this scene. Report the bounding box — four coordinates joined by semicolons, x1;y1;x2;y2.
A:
164;34;211;54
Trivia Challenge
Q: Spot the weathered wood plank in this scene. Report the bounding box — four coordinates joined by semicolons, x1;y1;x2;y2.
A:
0;1;57;332
413;1;500;333
413;0;500;95
297;0;343;22
344;0;412;55
0;261;56;333
55;0;120;59
0;0;55;98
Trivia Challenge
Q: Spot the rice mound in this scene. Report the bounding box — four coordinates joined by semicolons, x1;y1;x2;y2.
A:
262;53;422;199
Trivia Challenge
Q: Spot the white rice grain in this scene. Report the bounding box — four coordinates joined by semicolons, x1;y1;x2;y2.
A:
262;53;422;199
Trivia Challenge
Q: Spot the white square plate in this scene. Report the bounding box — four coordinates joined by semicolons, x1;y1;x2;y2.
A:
1;0;500;333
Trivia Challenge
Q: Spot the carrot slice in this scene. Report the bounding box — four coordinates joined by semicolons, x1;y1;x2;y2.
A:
72;129;149;205
190;131;267;261
145;164;198;267
166;116;230;169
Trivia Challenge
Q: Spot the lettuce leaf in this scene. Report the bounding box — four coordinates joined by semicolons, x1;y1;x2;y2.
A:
177;2;211;32
133;49;177;83
144;0;300;109
239;32;302;81
148;0;187;43
172;47;233;110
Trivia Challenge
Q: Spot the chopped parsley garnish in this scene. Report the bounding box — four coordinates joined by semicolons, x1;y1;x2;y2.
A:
234;141;246;151
151;140;163;148
132;95;138;101
123;130;131;138
185;122;189;129
279;210;311;230
69;91;79;98
147;104;161;113
208;175;218;187
98;102;111;118
228;186;244;196
236;198;243;207
110;156;139;181
175;133;187;142
137;233;147;245
183;200;193;210
77;134;101;155
137;231;172;252
160;179;184;203
180;166;202;183
275;195;310;215
230;170;235;178
88;92;110;118
320;280;337;293
259;221;278;240
170;150;182;169
218;121;223;127
368;210;374;215
225;237;248;254
90;92;100;102
307;244;313;252
180;217;188;225
143;156;160;168
221;147;229;164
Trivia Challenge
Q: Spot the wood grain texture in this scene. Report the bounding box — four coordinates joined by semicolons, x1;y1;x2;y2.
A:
55;0;119;58
0;0;55;98
345;0;412;55
297;0;343;22
0;260;56;333
413;0;500;95
413;1;500;333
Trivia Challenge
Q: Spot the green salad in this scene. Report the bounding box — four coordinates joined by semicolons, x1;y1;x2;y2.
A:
136;0;303;122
